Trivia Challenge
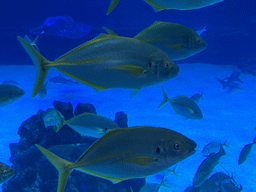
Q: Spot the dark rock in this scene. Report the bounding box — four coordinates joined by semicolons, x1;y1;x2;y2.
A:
74;103;97;115
53;101;74;120
3;101;144;192
115;111;128;128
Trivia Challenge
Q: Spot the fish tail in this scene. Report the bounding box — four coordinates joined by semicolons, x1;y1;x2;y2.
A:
35;144;74;192
219;144;226;156
253;137;256;144
160;175;172;190
17;36;51;98
107;0;121;15
172;165;179;177
158;87;170;109
222;140;230;148
55;110;66;132
215;77;227;89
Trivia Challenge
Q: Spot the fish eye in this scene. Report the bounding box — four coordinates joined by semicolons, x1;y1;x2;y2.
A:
149;62;152;67
186;39;190;43
3;170;8;175
197;39;201;43
164;63;169;68
174;143;180;150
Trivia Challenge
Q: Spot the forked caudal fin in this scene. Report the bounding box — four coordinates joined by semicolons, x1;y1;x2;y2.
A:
17;36;51;98
158;87;170;109
35;144;74;192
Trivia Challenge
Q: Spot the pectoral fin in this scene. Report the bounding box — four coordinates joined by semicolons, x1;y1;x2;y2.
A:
166;44;185;51
0;97;10;102
107;0;121;15
104;65;146;77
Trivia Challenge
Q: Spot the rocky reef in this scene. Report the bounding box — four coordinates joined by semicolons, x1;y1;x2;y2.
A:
2;101;144;192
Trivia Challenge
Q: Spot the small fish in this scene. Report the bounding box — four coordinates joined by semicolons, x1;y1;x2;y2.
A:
24;34;40;52
35;126;197;192
30;16;92;39
139;175;171;192
2;80;19;85
107;0;224;14
55;110;119;138
48;74;79;85
39;81;48;99
223;71;243;84
190;90;204;103
17;34;179;98
222;182;243;192
215;77;243;90
42;108;62;127
184;179;220;192
0;162;15;184
238;137;256;165
202;140;230;156
209;172;235;186
103;22;207;61
193;144;226;187
0;84;25;107
196;26;208;36
159;87;203;120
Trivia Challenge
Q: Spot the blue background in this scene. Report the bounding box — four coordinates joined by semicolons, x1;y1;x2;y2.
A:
1;0;256;67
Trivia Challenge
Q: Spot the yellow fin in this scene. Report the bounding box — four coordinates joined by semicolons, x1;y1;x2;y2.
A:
103;27;118;36
130;89;141;99
104;65;146;77
170;103;181;115
76;167;127;183
114;156;154;166
134;21;164;39
58;69;109;92
35;144;74;192
17;36;51;98
158;87;170;109
107;0;121;15
144;0;169;12
0;97;10;102
166;44;185;51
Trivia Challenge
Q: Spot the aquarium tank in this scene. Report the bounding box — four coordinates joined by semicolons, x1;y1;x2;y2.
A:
0;0;256;191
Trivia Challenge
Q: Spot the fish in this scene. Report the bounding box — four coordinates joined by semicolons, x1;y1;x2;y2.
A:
30;16;92;39
196;26;208;36
184;179;220;192
42;108;62;127
139;175;171;192
0;162;15;184
103;22;207;61
238;137;256;165
159;87;203;120
39;81;48;99
55;110;119;138
193;144;226;187
190;90;204;103
209;172;236;186
2;80;19;85
17;34;180;98
202;140;230;156
35;126;197;192
107;0;224;14
215;77;243;90
222;182;243;192
223;71;243;84
24;34;40;52
0;84;25;107
134;22;207;61
48;74;78;85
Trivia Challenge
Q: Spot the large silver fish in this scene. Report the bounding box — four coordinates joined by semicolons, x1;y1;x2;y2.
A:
104;22;207;61
35;126;196;192
0;84;25;107
107;0;224;15
0;162;15;184
17;34;179;98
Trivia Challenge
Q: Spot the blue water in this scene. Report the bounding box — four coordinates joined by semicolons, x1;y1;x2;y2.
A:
1;0;256;191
